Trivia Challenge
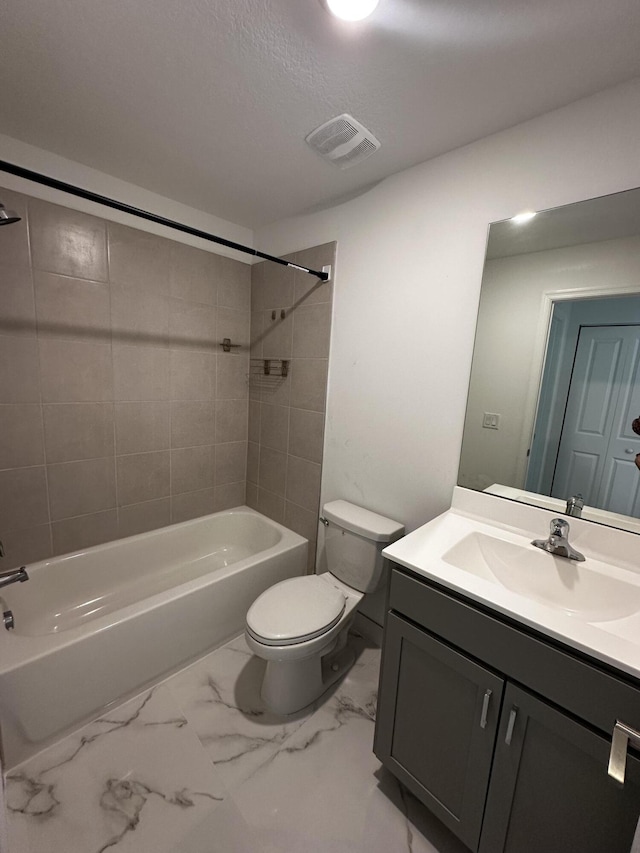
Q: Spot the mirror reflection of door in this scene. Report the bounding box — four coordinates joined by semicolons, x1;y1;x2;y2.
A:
551;324;640;515
527;294;640;517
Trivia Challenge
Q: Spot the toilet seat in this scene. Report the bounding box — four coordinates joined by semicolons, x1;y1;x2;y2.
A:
246;575;346;646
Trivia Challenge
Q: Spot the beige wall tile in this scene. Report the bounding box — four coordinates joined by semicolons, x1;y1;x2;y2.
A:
286;455;321;513
262;310;293;359
248;399;260;444
247;441;259;484
292;304;331;358
111;286;169;347
260;403;289;452
44;403;114;463
170;350;215;400
115;402;170;454
245;481;258;510
29;199;107;281
116;451;170;506
171;488;216;523
217;259;251;311
108;223;170;295
0;523;51;570
118;498;171;538
0;189;30;268
250;311;264;359
171;445;215;494
217;353;248;399
216;399;248;442
48;457;116;521
260;374;291;407
214;482;246;511
261;258;295;310
169;298;216;351
250;262;264;311
284;501;318;572
113;345;169;401
0;466;49;529
216;307;250;349
52;510;118;556
169;242;218;305
40;339;113;402
0;404;44;469
171;401;215;448
288;408;324;463
0;266;36;337
34;271;110;342
0;336;41;402
257;487;285;524
259;446;287;496
289;359;327;412
215;441;247;485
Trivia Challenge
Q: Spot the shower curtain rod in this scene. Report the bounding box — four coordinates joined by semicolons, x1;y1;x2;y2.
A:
0;160;329;281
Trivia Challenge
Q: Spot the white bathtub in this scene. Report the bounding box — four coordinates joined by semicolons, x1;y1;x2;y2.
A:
0;507;307;769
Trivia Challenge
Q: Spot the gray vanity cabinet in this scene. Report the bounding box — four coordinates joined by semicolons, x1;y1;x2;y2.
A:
479;683;640;853
374;566;640;852
375;612;504;850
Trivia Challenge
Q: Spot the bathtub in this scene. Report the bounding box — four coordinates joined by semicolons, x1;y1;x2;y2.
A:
0;507;307;769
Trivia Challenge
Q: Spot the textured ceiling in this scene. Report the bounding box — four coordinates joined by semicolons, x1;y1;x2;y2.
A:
1;0;640;228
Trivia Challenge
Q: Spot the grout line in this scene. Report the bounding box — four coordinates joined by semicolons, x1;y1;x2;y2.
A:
26;196;55;557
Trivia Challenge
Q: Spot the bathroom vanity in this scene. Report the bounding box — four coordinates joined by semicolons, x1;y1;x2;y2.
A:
374;488;640;852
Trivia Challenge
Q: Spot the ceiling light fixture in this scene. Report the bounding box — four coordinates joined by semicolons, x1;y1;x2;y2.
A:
511;210;537;224
324;0;380;22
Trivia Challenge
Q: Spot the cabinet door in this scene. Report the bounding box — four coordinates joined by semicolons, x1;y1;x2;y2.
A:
374;613;504;851
480;683;640;853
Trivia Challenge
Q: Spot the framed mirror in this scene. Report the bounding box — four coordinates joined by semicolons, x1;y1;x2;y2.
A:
459;186;640;535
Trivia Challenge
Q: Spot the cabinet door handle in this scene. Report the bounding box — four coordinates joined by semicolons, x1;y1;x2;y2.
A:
505;707;518;746
608;720;640;784
480;689;492;729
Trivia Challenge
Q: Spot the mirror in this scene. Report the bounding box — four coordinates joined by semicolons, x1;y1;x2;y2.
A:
459;186;640;535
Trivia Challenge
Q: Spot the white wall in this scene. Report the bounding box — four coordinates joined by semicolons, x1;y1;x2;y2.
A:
255;77;640;623
0;134;253;262
460;235;640;493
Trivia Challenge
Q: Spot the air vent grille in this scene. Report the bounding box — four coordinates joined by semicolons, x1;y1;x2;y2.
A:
305;114;380;170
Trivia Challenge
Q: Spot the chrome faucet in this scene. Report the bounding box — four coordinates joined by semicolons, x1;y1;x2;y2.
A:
0;539;29;588
0;566;29;589
565;494;584;518
532;518;585;562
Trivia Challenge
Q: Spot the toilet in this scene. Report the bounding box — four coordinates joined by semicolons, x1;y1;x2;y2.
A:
245;500;404;715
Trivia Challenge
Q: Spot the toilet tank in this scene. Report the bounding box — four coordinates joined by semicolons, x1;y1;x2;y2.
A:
322;500;404;593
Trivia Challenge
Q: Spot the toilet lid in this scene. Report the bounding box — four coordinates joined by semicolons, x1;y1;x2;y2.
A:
246;576;346;646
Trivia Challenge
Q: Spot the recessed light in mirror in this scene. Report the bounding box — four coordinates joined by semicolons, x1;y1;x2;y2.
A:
511;211;537;224
325;0;380;21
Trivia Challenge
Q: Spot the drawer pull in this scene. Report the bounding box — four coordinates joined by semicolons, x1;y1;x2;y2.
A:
505;707;518;746
480;689;492;729
608;720;640;785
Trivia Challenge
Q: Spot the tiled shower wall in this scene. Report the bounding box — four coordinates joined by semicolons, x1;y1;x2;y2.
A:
0;187;250;569
247;242;336;571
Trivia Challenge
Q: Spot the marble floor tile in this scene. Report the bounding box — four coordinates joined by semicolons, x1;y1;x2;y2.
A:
4;631;466;853
225;672;464;853
5;685;225;853
165;634;316;795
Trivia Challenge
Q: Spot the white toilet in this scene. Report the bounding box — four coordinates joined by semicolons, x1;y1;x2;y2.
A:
245;500;404;715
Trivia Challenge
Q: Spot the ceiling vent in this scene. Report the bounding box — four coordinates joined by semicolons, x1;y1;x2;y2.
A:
305;114;380;170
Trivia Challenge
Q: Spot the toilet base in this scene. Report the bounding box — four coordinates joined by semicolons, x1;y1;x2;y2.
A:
260;634;356;716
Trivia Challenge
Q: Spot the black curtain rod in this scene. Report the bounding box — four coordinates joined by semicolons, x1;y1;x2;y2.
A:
0;160;329;281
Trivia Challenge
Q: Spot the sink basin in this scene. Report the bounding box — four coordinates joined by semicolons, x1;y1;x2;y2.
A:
443;532;640;622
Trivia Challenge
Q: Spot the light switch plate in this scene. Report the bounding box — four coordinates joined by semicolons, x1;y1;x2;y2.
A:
483;412;500;430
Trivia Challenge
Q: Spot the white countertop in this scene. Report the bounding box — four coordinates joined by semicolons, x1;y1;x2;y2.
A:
383;487;640;683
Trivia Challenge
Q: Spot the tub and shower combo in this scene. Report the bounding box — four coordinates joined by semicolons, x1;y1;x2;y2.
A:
0;507;307;769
